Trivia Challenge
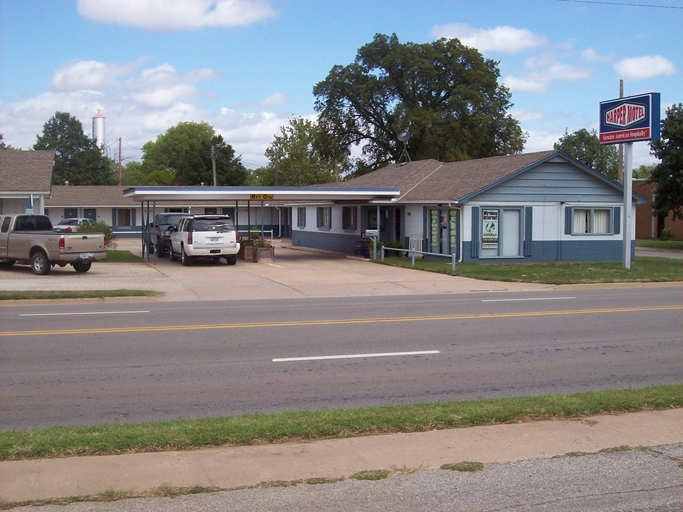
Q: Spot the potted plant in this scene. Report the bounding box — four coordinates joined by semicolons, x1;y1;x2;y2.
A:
239;237;274;262
253;237;274;262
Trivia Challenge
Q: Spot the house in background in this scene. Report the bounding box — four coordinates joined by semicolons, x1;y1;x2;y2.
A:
633;179;683;239
293;150;645;262
0;150;54;214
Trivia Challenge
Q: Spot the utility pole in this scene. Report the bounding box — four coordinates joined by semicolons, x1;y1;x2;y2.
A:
211;146;217;186
274;149;279;186
118;137;122;186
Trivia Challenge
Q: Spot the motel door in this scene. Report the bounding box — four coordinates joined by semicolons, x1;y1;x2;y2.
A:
428;208;459;258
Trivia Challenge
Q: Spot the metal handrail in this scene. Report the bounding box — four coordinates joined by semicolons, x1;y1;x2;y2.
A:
381;246;457;271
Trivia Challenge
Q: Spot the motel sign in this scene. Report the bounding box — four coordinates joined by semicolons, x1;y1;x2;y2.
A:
599;92;660;144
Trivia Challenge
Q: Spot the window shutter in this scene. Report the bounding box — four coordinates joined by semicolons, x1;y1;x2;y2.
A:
564;207;573;235
524;206;533;257
471;207;480;258
613;207;621;235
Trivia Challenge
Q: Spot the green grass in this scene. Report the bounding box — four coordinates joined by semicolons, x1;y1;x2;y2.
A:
102;250;144;262
1;384;681;461
636;238;683;250
0;289;162;301
377;256;683;284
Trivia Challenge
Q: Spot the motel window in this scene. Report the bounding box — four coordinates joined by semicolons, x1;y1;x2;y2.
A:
316;207;331;230
297;207;306;228
342;206;357;230
570;208;613;235
117;209;132;227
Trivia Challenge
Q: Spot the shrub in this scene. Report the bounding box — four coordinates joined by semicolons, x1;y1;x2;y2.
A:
78;221;117;249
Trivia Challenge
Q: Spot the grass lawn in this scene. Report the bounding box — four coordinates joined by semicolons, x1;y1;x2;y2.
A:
376;256;683;285
1;384;681;461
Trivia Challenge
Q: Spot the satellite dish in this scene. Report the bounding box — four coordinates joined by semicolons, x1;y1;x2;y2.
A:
397;129;411;164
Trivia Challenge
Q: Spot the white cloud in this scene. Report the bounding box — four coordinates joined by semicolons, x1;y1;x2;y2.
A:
0;58;290;166
504;62;592;93
431;23;546;53
77;0;277;31
614;55;676;80
511;108;545;123
52;60;137;91
260;92;287;108
126;64;219;107
582;48;612;63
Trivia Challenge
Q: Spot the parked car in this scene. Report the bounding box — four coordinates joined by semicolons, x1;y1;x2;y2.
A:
169;215;240;266
147;213;186;256
54;217;96;231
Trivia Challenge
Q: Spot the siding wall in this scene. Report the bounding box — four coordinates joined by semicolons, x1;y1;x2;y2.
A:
475;161;624;203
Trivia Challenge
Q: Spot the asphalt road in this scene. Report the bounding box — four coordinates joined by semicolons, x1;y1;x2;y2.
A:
1;286;681;430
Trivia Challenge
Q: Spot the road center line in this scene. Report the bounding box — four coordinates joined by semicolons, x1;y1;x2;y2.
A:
481;297;576;303
273;350;440;363
2;305;680;337
19;310;150;317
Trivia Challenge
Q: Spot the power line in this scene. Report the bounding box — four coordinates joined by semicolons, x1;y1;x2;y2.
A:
554;0;683;8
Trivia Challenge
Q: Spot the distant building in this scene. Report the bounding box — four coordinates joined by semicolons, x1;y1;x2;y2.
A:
0;150;54;214
634;179;683;239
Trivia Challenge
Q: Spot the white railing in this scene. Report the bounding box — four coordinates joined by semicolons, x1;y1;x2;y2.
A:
380;245;457;271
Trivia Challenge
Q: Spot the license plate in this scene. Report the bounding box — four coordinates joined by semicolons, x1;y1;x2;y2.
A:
79;252;94;259
209;237;219;242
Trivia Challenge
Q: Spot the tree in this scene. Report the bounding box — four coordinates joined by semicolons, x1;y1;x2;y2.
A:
33;112;115;185
633;164;655;179
648;103;683;220
313;33;526;173
141;121;248;186
254;117;343;186
554;128;619;180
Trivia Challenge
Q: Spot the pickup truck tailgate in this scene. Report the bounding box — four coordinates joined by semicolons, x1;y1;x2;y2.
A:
63;233;105;253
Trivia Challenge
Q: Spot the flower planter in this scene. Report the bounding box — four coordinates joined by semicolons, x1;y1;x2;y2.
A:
241;245;255;261
254;247;275;263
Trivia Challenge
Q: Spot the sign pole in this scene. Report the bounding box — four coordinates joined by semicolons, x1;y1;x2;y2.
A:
623;142;633;269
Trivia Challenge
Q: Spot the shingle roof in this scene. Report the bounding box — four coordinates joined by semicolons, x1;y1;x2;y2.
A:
0;150;54;192
320;151;559;203
46;186;138;207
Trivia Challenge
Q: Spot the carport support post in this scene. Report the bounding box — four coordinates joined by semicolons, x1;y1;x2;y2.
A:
622;142;633;269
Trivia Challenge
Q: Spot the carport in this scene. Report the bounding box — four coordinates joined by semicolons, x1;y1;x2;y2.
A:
122;186;400;262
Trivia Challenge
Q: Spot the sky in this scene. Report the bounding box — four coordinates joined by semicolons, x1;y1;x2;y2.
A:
0;0;681;171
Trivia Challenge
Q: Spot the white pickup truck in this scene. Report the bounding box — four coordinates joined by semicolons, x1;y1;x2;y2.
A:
0;214;107;275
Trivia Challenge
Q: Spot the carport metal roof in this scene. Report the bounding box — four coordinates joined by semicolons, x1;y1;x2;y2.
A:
122;186;400;203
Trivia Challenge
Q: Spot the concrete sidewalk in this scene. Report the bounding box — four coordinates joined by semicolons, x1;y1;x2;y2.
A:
2;409;681;503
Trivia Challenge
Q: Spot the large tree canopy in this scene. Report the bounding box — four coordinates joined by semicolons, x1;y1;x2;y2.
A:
253;117;346;186
554;128;619;181
140;121;248;186
649;103;683;220
313;33;527;173
33;111;114;185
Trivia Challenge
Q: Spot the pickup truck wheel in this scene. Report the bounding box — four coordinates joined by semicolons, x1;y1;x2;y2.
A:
226;255;237;266
169;246;178;261
31;251;51;275
181;248;192;266
73;262;92;273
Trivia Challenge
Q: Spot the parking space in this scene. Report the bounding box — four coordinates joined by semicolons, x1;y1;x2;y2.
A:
0;238;550;302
